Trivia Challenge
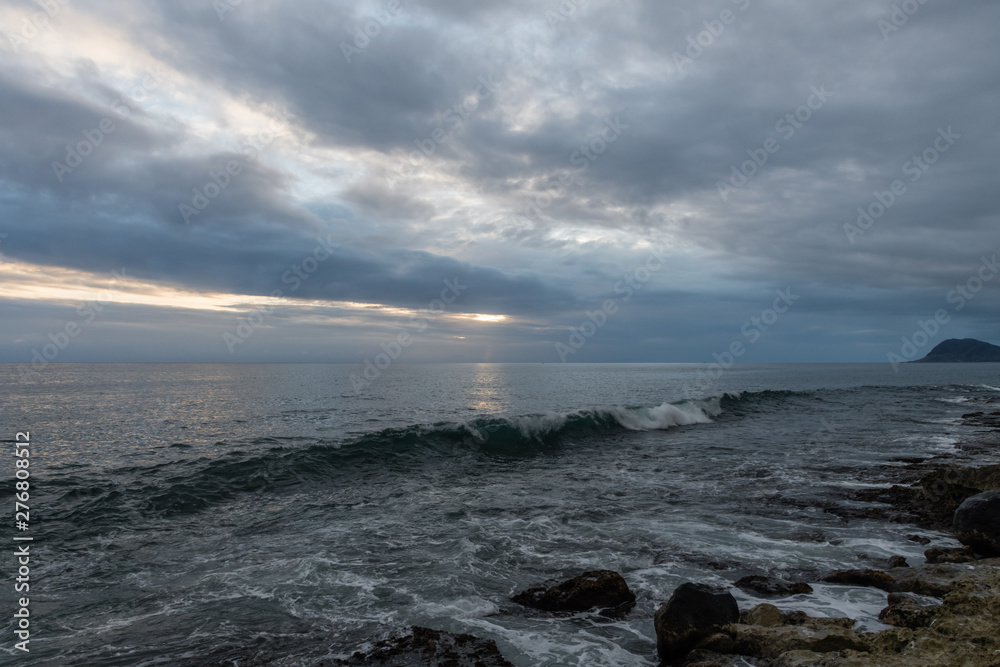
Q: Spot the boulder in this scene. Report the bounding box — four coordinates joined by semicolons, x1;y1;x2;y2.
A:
742;603;782;627
924;546;976;564
820;568;895;591
734;575;813;598
511;569;635;613
335;626;513;666
888;555;909;568
953;490;1000;556
653;582;740;662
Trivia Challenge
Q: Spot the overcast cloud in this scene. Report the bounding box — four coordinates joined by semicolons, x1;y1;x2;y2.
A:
1;0;998;367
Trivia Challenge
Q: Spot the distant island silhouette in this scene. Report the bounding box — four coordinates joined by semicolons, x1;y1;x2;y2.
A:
914;338;1000;363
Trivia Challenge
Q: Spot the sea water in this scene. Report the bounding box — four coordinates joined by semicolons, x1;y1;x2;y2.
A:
1;363;998;665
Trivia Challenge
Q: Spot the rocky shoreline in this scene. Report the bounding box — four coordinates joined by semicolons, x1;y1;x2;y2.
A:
334;410;1000;666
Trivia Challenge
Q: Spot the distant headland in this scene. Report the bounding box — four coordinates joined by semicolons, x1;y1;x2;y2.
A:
914;338;1000;363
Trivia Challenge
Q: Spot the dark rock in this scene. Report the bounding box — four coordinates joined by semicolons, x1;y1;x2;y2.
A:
962;410;1000;429
853;464;1000;531
953;490;1000;556
682;649;746;667
778;611;855;629
888;555;909;568
691;631;737;654
734;575;813;598
780;610;810;626
878;592;941;629
335;626;513;666
925;546;977;564
907;534;931;545
510;569;635;613
821;568;895;591
653;582;740;663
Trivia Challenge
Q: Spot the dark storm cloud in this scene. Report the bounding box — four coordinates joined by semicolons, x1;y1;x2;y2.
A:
1;0;998;362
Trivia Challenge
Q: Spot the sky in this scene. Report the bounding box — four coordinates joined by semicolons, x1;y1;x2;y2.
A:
1;0;998;367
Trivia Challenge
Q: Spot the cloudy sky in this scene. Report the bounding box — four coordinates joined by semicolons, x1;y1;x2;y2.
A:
1;0;998;366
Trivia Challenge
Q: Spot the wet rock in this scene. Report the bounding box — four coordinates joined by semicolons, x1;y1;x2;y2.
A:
878;592;940;629
855;464;1000;530
653;582;740;663
857;558;1000;666
778;612;854;629
962;410;1000;429
335;626;513;666
742;603;782;627
821;568;895;591
732;621;867;659
681;649;745;667
887;555;909;568
511;569;635;613
924;546;976;564
953;490;1000;556
691;631;737;654
890;564;965;597
907;534;931;545
771;650;837;667
734;575;813;598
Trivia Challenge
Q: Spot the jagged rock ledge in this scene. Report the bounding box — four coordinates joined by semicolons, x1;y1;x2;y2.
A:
656;558;1000;666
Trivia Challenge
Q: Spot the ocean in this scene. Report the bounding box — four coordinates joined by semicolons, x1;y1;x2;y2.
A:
1;362;998;666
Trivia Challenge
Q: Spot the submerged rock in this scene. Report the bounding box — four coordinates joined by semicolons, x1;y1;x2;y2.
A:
953;490;1000;556
510;569;635;614
653;582;739;662
820;568;895;591
734;575;813;598
335;626;513;666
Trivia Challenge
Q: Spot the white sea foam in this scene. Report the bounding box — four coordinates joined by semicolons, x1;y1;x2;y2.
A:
611;400;718;431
